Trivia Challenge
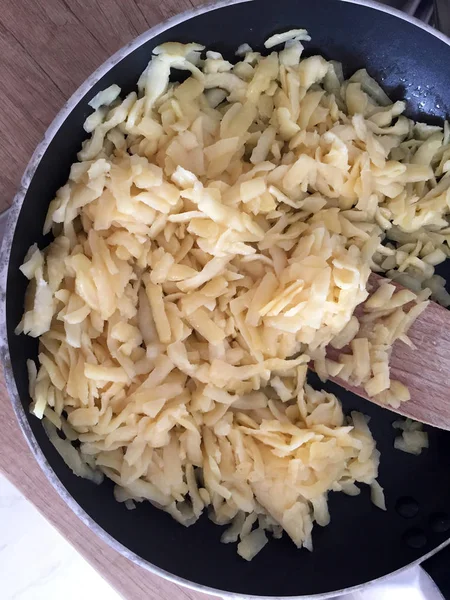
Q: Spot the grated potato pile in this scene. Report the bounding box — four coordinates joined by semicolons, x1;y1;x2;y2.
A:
17;29;448;559
393;418;429;455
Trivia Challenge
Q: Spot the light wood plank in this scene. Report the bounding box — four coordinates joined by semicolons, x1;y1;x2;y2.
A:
0;0;202;213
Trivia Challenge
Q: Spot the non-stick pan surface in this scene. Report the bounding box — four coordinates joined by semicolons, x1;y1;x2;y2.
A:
2;0;450;597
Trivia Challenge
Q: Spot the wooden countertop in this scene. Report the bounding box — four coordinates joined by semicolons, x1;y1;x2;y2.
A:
0;1;216;598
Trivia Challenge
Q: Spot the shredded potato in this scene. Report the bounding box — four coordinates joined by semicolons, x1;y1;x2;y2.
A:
17;30;449;560
393;418;429;455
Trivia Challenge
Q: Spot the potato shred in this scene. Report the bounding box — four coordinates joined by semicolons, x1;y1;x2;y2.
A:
17;30;447;559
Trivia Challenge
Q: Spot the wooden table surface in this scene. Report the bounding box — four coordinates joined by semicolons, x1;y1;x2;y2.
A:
0;1;217;598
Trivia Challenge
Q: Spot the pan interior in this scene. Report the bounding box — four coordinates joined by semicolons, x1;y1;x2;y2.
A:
5;0;450;596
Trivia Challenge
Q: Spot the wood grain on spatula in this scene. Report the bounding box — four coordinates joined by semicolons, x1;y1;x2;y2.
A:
328;274;450;430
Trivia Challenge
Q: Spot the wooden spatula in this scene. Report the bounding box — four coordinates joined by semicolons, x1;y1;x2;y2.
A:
326;274;450;430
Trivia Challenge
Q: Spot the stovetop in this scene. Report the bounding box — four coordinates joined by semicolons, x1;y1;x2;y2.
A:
379;0;449;35
383;0;434;24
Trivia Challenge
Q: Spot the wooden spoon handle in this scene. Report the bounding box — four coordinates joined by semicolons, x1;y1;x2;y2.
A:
328;275;450;430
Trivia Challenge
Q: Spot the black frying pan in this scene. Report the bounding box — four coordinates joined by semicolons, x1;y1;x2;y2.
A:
1;0;450;597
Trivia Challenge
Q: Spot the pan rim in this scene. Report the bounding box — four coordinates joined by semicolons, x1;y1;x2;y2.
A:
0;0;449;598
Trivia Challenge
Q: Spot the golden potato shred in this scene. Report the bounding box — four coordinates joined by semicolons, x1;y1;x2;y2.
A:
18;32;450;559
